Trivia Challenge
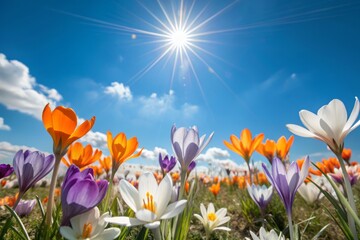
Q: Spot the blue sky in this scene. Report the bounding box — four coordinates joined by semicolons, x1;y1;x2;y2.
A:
1;0;360;168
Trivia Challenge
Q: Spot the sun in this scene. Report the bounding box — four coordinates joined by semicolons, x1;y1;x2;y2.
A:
169;29;190;49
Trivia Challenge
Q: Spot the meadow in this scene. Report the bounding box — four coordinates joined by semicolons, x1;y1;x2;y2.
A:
1;98;360;240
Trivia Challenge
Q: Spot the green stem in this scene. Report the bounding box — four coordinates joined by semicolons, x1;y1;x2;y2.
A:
103;172;114;212
178;169;188;200
151;227;162;240
287;211;294;240
246;161;253;185
335;152;358;240
45;154;61;226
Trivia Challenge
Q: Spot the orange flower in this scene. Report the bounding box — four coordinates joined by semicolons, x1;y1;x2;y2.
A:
257;139;276;163
276;135;294;161
99;156;112;175
107;131;143;175
224;128;264;162
88;165;103;177
1;179;7;187
309;162;328;176
171;172;180;183
213;176;219;184
237;176;247;189
322;157;339;173
342;148;352;162
257;172;268;185
0;194;18;207
185;181;190;194
62;142;102;169
209;182;220;197
42;104;95;155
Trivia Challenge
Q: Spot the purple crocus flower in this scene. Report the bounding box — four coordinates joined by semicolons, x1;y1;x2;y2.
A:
247;184;273;213
61;165;108;226
171;125;214;171
262;156;310;216
0;164;14;179
187;161;196;174
159;153;176;173
13;150;55;195
15;199;36;217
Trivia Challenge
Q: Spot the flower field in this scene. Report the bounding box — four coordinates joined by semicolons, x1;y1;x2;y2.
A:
1;98;360;239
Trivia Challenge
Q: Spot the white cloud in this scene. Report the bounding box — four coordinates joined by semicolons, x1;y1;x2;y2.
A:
80;130;108;150
197;147;231;162
0;141;42;163
0;53;63;120
0;117;10;131
104;82;132;101
138;90;198;118
141;147;169;161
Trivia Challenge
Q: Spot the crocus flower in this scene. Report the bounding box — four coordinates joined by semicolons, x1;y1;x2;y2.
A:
286;97;360;153
342;148;352;163
171;125;214;171
0;164;14;179
61;165;108;226
224;128;264;163
297;176;325;204
62;142;102;170
246;227;285;240
105;172;187;229
209;182;220;198
247;184;273;212
187;160;196;174
60;207;120;240
262;157;309;214
42;103;95;156
257;136;294;163
13;150;55;196
99;156;112;176
14;199;36;217
194;203;231;237
107;131;143;177
329;165;359;186
158;153;176;174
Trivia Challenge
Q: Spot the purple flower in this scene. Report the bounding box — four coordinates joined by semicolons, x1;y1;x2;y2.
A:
187;161;196;174
262;156;310;216
0;164;14;179
61;165;108;226
329;165;359;186
247;184;273;212
171;125;214;171
159;153;176;173
15;199;36;217
13;150;55;195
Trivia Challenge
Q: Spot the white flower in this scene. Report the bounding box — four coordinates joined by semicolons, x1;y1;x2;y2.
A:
247;184;273;211
60;207;120;240
246;227;285;240
297;176;325;204
286;97;360;152
194;203;231;234
105;172;187;229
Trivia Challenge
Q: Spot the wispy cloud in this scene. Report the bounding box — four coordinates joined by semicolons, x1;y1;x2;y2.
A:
0;141;43;163
138;90;199;118
104;82;132;101
0;53;62;120
0;117;10;131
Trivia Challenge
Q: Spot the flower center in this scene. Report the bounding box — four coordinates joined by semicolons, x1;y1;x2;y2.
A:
82;223;92;238
142;192;156;213
207;212;217;221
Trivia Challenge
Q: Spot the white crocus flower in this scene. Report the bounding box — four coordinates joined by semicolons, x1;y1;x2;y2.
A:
246;227;285;240
194;203;231;236
60;207;120;240
247;184;273;211
297;176;325;204
286;97;360;152
105;172;187;229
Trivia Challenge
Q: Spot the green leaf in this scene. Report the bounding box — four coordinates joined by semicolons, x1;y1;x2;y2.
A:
4;205;30;240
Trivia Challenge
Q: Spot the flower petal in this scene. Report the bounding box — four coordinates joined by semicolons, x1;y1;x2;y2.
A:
105;217;145;227
119;179;140;212
161;199;187;219
144;221;161;229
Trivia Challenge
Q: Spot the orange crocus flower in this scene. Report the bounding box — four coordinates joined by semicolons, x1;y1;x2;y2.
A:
276;135;294;161
62;142;102;169
257;172;268;185
213;176;219;184
209;182;220;197
171;172;180;183
99;156;112;175
107;131;143;176
257;139;276;163
224;128;264;163
42;104;95;156
342;148;352;162
237;176;247;189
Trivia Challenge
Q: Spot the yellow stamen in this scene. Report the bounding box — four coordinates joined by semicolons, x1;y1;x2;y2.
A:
207;212;217;221
142;192;156;213
82;223;92;238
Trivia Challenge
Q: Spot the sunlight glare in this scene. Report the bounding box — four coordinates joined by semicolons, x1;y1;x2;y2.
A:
169;29;189;49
